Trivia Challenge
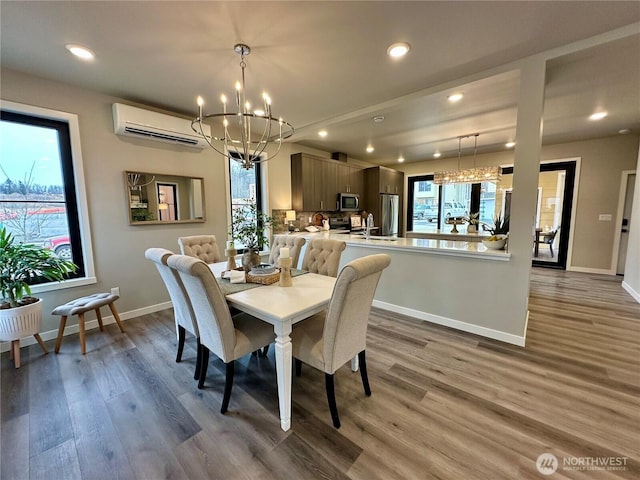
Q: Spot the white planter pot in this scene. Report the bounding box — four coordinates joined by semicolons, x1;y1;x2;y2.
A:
0;299;43;341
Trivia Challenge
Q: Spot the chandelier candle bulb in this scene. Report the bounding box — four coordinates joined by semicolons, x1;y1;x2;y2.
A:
280;247;290;259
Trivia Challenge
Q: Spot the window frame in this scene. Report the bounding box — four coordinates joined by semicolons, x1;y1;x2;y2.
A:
1;100;96;292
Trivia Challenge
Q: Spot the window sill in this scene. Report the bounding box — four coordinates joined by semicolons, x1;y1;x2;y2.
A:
29;276;98;295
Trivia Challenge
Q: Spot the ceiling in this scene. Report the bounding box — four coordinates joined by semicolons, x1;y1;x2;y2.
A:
1;1;639;166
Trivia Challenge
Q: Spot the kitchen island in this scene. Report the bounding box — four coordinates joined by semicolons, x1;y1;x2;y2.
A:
281;231;526;346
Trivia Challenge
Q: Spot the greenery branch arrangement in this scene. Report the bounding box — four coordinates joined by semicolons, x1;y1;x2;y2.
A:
483;214;510;236
228;201;274;251
0;227;77;309
465;212;480;225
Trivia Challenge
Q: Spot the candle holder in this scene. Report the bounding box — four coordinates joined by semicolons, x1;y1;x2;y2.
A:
278;257;293;287
225;248;238;271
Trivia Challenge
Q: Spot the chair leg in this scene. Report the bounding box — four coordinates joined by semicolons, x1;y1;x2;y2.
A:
550;244;554;257
78;313;87;355
194;337;201;380
197;345;210;389
295;359;302;377
325;373;341;428
176;326;185;363
95;308;104;331
358;351;371;396
54;315;68;353
221;361;235;414
108;302;125;333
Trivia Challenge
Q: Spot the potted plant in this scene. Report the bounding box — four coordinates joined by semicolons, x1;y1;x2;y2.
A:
228;201;274;272
481;215;510;250
465;212;480;233
0;227;77;365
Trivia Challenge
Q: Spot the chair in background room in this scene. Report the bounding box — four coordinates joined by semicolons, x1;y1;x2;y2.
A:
301;238;347;277
268;235;306;268
541;228;559;257
291;253;391;428
145;248;202;379
178;235;221;264
167;254;275;413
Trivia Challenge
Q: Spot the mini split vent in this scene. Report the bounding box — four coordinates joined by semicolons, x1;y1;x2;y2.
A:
112;103;211;149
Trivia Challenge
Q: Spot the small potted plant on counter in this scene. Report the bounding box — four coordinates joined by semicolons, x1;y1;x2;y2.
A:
0;227;77;367
481;215;510;250
465;212;480;233
229;201;274;272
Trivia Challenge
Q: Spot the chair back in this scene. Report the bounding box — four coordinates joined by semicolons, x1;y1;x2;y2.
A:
301;238;347;277
544;228;559;244
167;254;236;362
322;254;391;373
178;235;221;264
268;235;306;267
145;248;199;337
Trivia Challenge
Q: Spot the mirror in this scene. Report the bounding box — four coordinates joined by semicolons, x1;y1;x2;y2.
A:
125;171;205;225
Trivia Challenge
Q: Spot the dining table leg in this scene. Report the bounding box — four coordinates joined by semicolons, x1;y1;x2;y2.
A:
274;320;293;431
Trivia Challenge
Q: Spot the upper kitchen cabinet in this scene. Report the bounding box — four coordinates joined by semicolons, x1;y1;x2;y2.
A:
364;166;404;195
291;153;363;211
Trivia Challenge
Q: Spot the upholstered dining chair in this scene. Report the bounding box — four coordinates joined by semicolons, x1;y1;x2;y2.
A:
167;254;275;413
301;238;347;277
145;248;202;379
291;253;391;428
268;235;307;268
178;235;221;264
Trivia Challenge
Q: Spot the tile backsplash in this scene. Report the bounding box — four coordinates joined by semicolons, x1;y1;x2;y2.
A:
271;209;361;233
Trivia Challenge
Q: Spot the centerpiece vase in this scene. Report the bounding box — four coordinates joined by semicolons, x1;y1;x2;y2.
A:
242;249;261;272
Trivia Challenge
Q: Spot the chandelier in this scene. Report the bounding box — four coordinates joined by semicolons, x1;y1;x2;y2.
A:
192;44;295;170
433;134;502;185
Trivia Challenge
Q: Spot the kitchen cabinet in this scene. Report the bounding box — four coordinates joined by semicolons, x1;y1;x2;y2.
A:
363;166;405;234
291;153;363;211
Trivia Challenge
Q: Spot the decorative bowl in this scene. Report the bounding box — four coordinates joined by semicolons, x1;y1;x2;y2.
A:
250;264;276;275
482;235;507;250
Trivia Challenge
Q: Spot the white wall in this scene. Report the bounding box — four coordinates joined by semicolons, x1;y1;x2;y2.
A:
622;146;640;302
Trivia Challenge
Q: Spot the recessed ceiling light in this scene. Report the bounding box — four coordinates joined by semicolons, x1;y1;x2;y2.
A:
618;128;631;135
505;142;516;148
373;116;385;123
589;111;608;121
253;109;265;116
318;130;328;138
387;42;410;58
65;44;95;60
433;152;441;158
447;93;463;103
366;146;375;153
397;156;405;163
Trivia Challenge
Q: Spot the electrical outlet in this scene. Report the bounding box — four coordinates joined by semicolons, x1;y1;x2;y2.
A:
111;287;120;297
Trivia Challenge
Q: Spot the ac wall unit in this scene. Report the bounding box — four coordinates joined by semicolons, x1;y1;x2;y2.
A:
112;103;211;149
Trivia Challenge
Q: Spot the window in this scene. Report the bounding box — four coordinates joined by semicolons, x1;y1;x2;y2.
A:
0;101;94;289
228;153;264;251
408;175;474;231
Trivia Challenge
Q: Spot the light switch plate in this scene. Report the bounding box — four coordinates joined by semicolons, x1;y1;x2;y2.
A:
598;214;612;221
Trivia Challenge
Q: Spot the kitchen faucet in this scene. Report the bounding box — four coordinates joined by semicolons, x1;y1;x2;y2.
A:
365;213;374;239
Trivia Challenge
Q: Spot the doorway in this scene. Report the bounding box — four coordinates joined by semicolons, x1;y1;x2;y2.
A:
616;172;635;275
157;183;178;221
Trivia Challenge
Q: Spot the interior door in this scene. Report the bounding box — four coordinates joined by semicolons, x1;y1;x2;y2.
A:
617;173;635;275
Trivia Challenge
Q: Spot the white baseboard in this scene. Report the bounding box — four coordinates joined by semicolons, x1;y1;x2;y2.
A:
567;265;615;275
372;300;527;347
622;281;640;304
0;301;173;353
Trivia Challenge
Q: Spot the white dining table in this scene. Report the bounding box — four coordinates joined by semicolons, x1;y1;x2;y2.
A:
209;262;336;431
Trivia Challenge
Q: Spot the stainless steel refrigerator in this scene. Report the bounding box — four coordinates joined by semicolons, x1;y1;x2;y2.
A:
379;194;399;236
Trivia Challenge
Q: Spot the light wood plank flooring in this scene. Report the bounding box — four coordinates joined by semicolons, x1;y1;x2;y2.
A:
2;268;639;479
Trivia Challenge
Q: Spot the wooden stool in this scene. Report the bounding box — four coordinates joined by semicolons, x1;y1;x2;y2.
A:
53;293;125;354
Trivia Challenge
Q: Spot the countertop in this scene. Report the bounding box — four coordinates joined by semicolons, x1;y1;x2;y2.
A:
280;231;510;261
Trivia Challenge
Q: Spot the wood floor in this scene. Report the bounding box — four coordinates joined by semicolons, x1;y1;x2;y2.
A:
2;268;639;479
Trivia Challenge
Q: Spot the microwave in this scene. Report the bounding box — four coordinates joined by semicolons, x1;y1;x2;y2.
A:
338;192;360;212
